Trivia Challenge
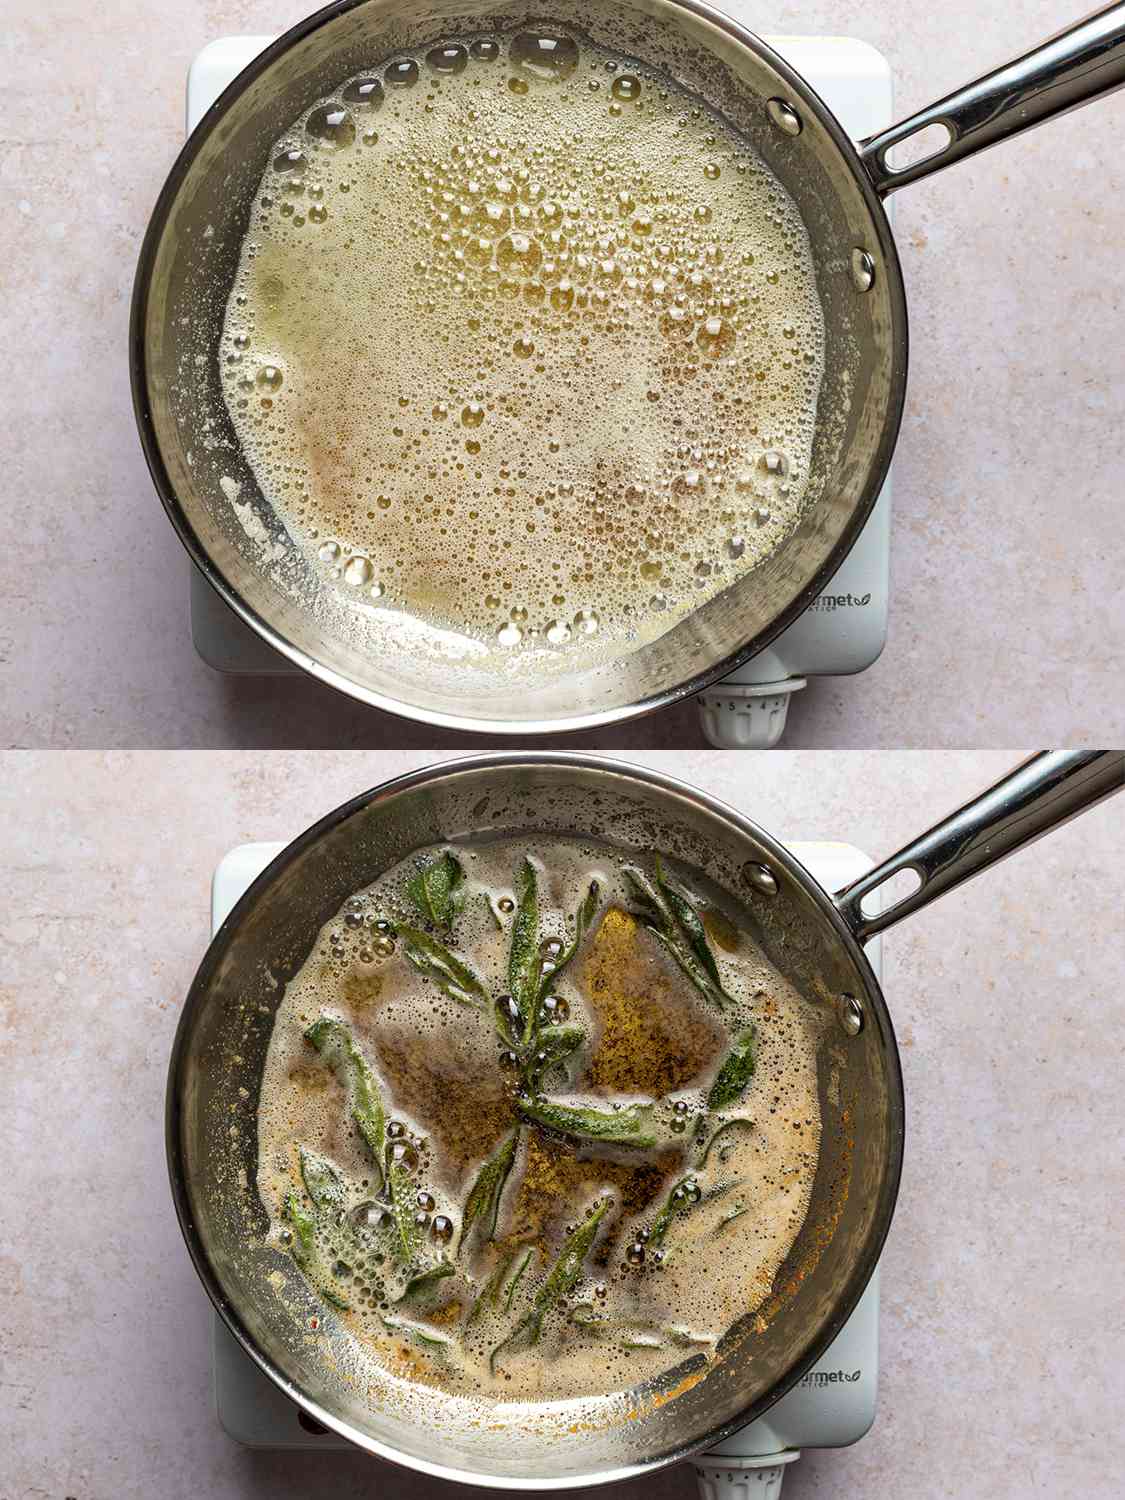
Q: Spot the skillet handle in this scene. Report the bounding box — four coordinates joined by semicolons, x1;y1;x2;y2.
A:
833;751;1124;944
858;2;1125;195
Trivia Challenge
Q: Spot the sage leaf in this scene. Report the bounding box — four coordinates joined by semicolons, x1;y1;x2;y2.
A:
624;862;733;1013
468;1251;515;1324
381;1314;450;1351
384;1143;421;1263
322;1287;350;1311
508;859;541;1036
518;1095;657;1148
304;1017;386;1177
570;1307;712;1351
299;1146;346;1211
406;850;465;929
525;1025;585;1089
401;1261;456;1301
649;1176;739;1249
697;1117;756;1167
707;1027;757;1111
493;991;523;1048
462;1128;519;1240
716;1206;750;1235
655;856;729;997
491;1198;610;1371
648;1174;698;1249
398;924;487;1009
504;1247;535;1311
540;880;600;998
283;1192;315;1267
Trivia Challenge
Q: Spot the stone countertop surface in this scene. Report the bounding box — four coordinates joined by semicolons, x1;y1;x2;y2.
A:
2;2;1124;749
3;749;1124;1498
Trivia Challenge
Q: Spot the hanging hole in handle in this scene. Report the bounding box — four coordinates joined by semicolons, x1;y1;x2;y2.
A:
859;865;922;918
883;120;953;173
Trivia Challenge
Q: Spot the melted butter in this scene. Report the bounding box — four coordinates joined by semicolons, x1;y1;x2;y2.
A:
220;28;826;685
255;834;826;1407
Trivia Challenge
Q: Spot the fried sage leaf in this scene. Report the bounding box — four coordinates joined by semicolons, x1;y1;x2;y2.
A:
624;862;733;1013
381;1314;450;1351
697;1116;756;1167
540;879;600;999
467;1251;515;1325
304;1017;386;1176
385;1143;421;1263
508;859;541;1036
649;1175;740;1250
655;857;729;997
647;1174;698;1249
397;924;487;1009
518;1096;657;1148
525;1025;585;1089
299;1146;346;1211
504;1247;536;1311
707;1027;757;1111
283;1192;315;1268
462;1128;519;1241
491;1198;610;1372
401;1261;456;1302
406;850;465;930
570;1304;713;1351
716;1206;750;1235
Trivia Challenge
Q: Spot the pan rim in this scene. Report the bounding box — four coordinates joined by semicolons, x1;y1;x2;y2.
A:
130;0;909;735
166;750;905;1487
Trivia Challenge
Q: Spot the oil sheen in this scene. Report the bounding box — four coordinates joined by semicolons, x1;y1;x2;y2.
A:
256;836;825;1407
220;27;826;675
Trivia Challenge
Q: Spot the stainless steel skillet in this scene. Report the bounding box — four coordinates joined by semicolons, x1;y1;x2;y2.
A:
132;2;1125;733
166;750;1122;1486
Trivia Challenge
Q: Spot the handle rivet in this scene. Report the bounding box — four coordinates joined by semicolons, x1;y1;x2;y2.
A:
837;994;864;1036
742;861;779;897
767;97;803;136
851;249;876;293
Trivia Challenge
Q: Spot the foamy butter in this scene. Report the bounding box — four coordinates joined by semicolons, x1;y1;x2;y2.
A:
220;28;826;679
256;836;826;1407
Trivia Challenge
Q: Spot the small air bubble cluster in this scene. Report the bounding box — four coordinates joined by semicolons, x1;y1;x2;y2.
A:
220;31;824;667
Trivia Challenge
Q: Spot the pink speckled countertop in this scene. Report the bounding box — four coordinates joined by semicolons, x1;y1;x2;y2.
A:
1;2;1124;748
3;750;1124;1497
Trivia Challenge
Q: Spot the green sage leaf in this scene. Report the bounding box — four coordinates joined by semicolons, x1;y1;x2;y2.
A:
299;1147;346;1212
401;1261;456;1301
518;1095;657;1148
491;1198;610;1371
398;924;487;1009
381;1314;450;1351
624;861;733;1013
655;856;728;996
462;1128;519;1241
504;1247;536;1311
508;859;541;1036
304;1016;386;1177
406;850;465;929
525;1025;585;1089
697;1117;756;1167
707;1027;757;1111
541;880;600;998
468;1251;515;1325
283;1192;315;1268
384;1143;421;1263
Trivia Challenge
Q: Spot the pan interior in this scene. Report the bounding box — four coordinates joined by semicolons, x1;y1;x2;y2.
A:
171;759;901;1483
139;0;902;727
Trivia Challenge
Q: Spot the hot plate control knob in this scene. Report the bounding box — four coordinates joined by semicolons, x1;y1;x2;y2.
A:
693;1452;800;1500
697;679;807;749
